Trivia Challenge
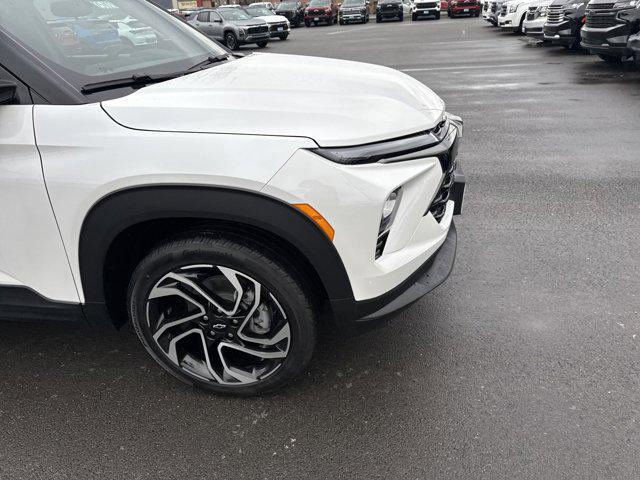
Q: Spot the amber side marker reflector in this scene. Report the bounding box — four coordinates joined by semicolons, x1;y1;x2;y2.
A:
292;203;335;242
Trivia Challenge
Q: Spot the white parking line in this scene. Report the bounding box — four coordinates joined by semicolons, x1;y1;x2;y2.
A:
401;62;547;72
327;26;377;35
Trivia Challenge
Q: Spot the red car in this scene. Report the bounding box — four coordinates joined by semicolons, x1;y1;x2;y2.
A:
441;0;449;9
448;0;481;17
305;0;339;26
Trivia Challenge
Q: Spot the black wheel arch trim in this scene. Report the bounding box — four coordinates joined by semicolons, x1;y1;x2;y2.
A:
78;185;354;326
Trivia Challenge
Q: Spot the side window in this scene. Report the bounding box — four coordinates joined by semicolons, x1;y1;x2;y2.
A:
0;65;31;105
197;11;210;22
210;12;222;22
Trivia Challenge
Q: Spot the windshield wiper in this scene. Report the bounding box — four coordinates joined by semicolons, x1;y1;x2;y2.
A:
81;71;185;94
81;54;232;94
185;53;231;71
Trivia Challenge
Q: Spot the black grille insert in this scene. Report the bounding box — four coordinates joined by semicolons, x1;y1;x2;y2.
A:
585;11;618;27
375;231;389;260
427;138;459;223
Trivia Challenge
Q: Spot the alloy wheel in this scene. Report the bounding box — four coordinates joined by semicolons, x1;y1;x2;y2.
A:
145;264;291;386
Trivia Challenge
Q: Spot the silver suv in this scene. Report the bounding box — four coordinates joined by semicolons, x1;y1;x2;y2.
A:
189;8;270;50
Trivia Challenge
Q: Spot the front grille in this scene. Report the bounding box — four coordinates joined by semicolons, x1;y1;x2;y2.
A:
546;5;564;22
427;138;458;223
248;25;269;34
585;11;617;27
589;2;615;8
417;2;438;7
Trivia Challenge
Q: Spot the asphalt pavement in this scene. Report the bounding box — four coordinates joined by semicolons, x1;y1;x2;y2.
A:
2;16;640;480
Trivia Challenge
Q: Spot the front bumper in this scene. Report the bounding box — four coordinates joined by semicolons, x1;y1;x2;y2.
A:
498;11;518;28
305;12;333;21
241;33;271;44
581;25;632;56
543;20;579;44
340;11;367;20
263;120;465;333
378;8;403;17
414;7;440;15
352;220;459;328
523;17;546;38
268;24;291;37
451;4;481;13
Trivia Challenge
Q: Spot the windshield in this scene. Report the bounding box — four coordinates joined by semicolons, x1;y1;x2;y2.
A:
277;2;297;8
0;0;226;96
219;9;252;20
246;7;273;16
309;0;332;6
342;0;364;5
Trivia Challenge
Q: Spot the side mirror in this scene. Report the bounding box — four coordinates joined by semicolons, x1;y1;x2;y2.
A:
0;81;17;105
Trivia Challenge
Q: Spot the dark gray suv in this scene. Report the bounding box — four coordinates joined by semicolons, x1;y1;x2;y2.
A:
189;8;270;50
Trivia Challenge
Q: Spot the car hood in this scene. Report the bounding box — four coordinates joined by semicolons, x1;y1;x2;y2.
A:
229;19;268;26
102;53;445;147
255;14;289;22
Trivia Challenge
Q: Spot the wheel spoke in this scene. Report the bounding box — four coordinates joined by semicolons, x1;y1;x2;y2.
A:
216;341;288;384
166;328;224;383
162;271;239;316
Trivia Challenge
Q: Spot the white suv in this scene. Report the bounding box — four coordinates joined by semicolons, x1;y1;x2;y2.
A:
0;0;464;395
498;0;540;32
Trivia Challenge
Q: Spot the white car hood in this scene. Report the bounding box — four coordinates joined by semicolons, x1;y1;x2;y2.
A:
102;53;445;147
256;14;290;23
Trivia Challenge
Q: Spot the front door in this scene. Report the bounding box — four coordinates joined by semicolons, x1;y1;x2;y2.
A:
0;66;78;304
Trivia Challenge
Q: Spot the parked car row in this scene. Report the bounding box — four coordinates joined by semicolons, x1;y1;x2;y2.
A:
482;0;640;67
187;4;291;49
179;0;484;32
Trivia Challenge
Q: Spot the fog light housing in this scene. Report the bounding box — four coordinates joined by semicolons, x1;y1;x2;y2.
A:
376;188;402;259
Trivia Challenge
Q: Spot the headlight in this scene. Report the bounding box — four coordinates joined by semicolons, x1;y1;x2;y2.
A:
509;2;520;11
310;113;461;165
238;27;246;35
613;0;637;7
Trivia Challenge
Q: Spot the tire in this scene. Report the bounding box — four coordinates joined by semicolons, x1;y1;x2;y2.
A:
412;12;417;20
448;10;454;17
435;11;440;19
376;15;382;22
257;40;268;48
597;54;622;63
128;234;317;396
517;13;525;34
339;19;345;24
279;33;289;40
399;12;404;20
224;31;238;50
305;20;310;26
634;53;640;70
